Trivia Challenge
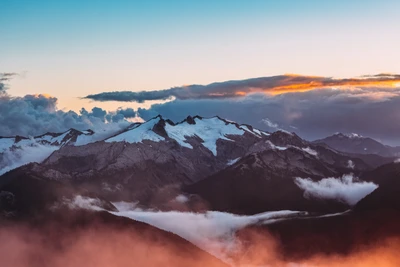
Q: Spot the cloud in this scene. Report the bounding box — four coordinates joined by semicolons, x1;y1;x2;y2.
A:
0;72;18;82
174;195;189;203
0;94;133;137
64;195;104;211
84;74;400;102
0;217;399;267
0;74;140;137
348;160;355;169
295;174;378;206
110;206;303;261
4;72;400;146
14;196;398;267
261;118;279;129
0;73;18;94
134;84;400;145
0;139;59;175
0;222;230;267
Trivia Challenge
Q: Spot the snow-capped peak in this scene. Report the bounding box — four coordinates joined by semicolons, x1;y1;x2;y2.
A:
105;116;166;144
165;116;245;156
104;115;269;156
0;128;96;175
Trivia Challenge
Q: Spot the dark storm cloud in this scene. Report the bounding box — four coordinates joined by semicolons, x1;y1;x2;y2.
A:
137;86;400;145
84;74;400;102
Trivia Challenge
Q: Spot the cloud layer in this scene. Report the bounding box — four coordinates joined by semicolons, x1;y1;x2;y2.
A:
3;72;400;145
84;74;400;102
111;205;302;261
295;174;378;206
134;84;400;145
0;93;136;137
0;72;141;137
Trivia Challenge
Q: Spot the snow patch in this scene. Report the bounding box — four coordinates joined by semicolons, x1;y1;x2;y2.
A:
347;133;362;138
239;125;261;138
165;117;244;156
227;157;240;166
253;128;262;135
105;117;165;144
266;140;288;151
0;139;59;175
0;138;15;153
302;147;318;156
36;131;69;145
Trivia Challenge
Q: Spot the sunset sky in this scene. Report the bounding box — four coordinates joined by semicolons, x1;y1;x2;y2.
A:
2;0;400;109
1;0;400;144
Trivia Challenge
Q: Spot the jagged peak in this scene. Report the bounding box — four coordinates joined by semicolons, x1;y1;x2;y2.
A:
147;115;271;139
33;128;95;139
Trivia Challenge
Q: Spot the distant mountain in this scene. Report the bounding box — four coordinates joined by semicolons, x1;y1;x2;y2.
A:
0;129;96;175
0;128;95;151
184;133;373;214
313;133;400;157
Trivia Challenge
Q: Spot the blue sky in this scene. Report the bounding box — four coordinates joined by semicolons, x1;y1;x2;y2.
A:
1;0;400;111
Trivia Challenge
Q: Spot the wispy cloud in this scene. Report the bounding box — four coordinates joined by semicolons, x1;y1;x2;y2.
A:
0;72;18;82
0;72;18;94
261;118;279;129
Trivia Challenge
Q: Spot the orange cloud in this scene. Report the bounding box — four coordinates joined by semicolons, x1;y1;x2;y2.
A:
31;93;54;98
253;74;400;95
85;73;400;102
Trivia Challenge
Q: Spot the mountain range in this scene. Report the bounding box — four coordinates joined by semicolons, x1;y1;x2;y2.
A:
314;132;400;157
1;115;400;266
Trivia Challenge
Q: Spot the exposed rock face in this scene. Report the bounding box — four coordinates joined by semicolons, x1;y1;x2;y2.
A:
356;162;400;211
184;145;363;214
